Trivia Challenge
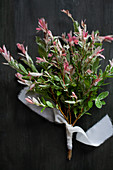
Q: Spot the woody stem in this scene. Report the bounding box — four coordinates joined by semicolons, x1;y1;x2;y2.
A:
50;88;69;123
72;108;84;126
68;104;71;124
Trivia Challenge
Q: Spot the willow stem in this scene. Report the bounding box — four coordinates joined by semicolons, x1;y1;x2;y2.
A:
68;104;71;124
72;108;84;126
50;88;69;123
58;106;69;123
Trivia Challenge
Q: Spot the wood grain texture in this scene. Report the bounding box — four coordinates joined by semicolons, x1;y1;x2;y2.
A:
0;0;113;170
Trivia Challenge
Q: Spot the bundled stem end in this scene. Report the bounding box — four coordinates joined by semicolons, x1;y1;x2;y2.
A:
67;149;72;160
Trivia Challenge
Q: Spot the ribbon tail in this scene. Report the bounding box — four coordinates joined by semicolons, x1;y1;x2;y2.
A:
76;115;113;146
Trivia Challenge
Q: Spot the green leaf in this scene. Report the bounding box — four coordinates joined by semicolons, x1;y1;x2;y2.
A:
50;50;57;54
73;108;77;116
36;36;45;48
105;65;110;72
99;69;103;77
88;101;93;108
71;82;76;87
84;80;90;87
22;76;30;80
54;76;60;81
110;67;113;73
13;61;19;69
95;99;102;108
65;100;76;104
75;100;83;104
94;42;102;48
101;100;106;105
66;51;70;63
31;64;38;72
41;97;46;105
39;84;50;88
16;70;25;75
73;21;79;32
95;30;99;35
56;104;59;109
41;107;46;112
46;101;54;108
21;58;28;66
36;37;47;58
51;82;62;90
101;83;110;86
56;91;62;96
65;74;70;84
78;41;83;47
18;64;28;74
38;45;47;58
97;91;109;100
93;58;99;72
106;75;113;78
85;112;91;115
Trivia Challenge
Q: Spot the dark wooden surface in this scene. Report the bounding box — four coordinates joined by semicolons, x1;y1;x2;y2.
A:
0;0;113;170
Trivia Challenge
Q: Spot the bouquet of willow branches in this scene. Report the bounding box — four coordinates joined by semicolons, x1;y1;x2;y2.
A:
1;10;113;142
